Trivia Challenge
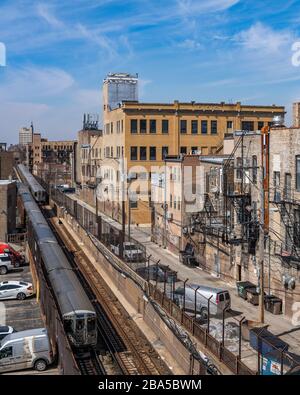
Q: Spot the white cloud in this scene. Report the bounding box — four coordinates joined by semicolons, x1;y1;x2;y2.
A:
234;22;293;53
76;24;117;59
177;0;240;16
178;39;203;50
37;3;64;28
0;67;74;101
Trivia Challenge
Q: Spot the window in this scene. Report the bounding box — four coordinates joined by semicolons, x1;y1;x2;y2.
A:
227;121;233;130
110;122;114;134
273;171;281;201
191;120;198;134
191;146;198;154
162;146;169;160
174;197;177;210
236;157;243;179
284;173;292;200
131;119;138;134
180;120;187;134
252;156;257;184
170;194;172;208
0;347;12;359
162;120;169;134
150;147;156;161
130;147;137;161
130;199;138;209
294;209;300;247
140;119;147;134
140;146;147;161
180;146;187;155
201;120;208;134
258;121;264;130
242;121;254;131
150;120;156;133
87;317;96;332
211;120;218;134
296;156;300;192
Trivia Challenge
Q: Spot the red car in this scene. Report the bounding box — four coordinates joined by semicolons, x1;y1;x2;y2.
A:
0;243;25;267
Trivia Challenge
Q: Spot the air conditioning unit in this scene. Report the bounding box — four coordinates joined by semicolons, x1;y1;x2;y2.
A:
128;172;137;180
282;274;296;289
166;212;173;221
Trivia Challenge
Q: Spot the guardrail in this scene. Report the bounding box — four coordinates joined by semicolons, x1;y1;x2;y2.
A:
6;232;27;244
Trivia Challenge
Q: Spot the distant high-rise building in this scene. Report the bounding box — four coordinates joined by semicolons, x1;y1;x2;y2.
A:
19;123;34;146
103;72;138;112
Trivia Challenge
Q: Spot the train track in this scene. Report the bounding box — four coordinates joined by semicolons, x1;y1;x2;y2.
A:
47;210;171;375
42;209;122;375
75;349;106;375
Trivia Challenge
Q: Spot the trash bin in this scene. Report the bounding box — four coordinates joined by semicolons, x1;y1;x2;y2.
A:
241;320;269;341
265;295;283;315
250;328;289;356
246;287;260;305
236;281;256;300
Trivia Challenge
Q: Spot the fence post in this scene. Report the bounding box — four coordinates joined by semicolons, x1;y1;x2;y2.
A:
222;306;227;346
97;215;102;241
207;296;213;333
239;316;245;359
194;286;201;319
236;355;239;375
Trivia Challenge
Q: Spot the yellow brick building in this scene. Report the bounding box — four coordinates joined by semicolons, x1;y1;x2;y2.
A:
100;87;285;224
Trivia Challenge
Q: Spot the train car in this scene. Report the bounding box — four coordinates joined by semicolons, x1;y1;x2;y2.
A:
18;183;97;348
17;164;47;204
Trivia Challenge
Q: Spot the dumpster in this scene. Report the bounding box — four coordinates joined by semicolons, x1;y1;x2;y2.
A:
246;287;259;305
250;328;289;356
264;295;283;315
260;350;294;375
241;320;269;341
236;281;256;300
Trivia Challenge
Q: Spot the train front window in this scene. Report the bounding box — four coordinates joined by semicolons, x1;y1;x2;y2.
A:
64;319;73;333
76;319;85;331
87;317;96;332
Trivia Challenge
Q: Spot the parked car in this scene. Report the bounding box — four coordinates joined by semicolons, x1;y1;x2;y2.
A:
0;326;15;341
110;242;144;261
0;328;53;373
173;284;231;318
0;254;19;275
136;264;177;282
0;281;34;300
0;243;25;266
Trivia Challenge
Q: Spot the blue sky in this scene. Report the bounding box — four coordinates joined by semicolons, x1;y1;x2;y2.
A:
1;0;300;143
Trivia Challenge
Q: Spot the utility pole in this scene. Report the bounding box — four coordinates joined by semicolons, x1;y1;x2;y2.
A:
258;125;270;323
120;159;125;260
258;164;265;324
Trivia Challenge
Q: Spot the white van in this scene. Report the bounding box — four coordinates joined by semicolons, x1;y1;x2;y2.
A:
0;328;53;373
173;285;231;318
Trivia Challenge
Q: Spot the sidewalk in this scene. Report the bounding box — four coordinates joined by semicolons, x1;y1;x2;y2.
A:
67;194;300;368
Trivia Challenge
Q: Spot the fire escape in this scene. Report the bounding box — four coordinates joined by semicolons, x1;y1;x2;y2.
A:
270;186;300;270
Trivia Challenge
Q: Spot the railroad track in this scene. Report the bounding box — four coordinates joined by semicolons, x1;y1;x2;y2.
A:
76;349;106;375
47;211;171;375
43;210;126;375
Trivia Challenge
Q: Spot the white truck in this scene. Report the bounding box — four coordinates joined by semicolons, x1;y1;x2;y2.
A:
110;242;144;262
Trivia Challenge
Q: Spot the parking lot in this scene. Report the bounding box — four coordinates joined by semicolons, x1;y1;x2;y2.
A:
0;250;58;375
0;264;44;332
